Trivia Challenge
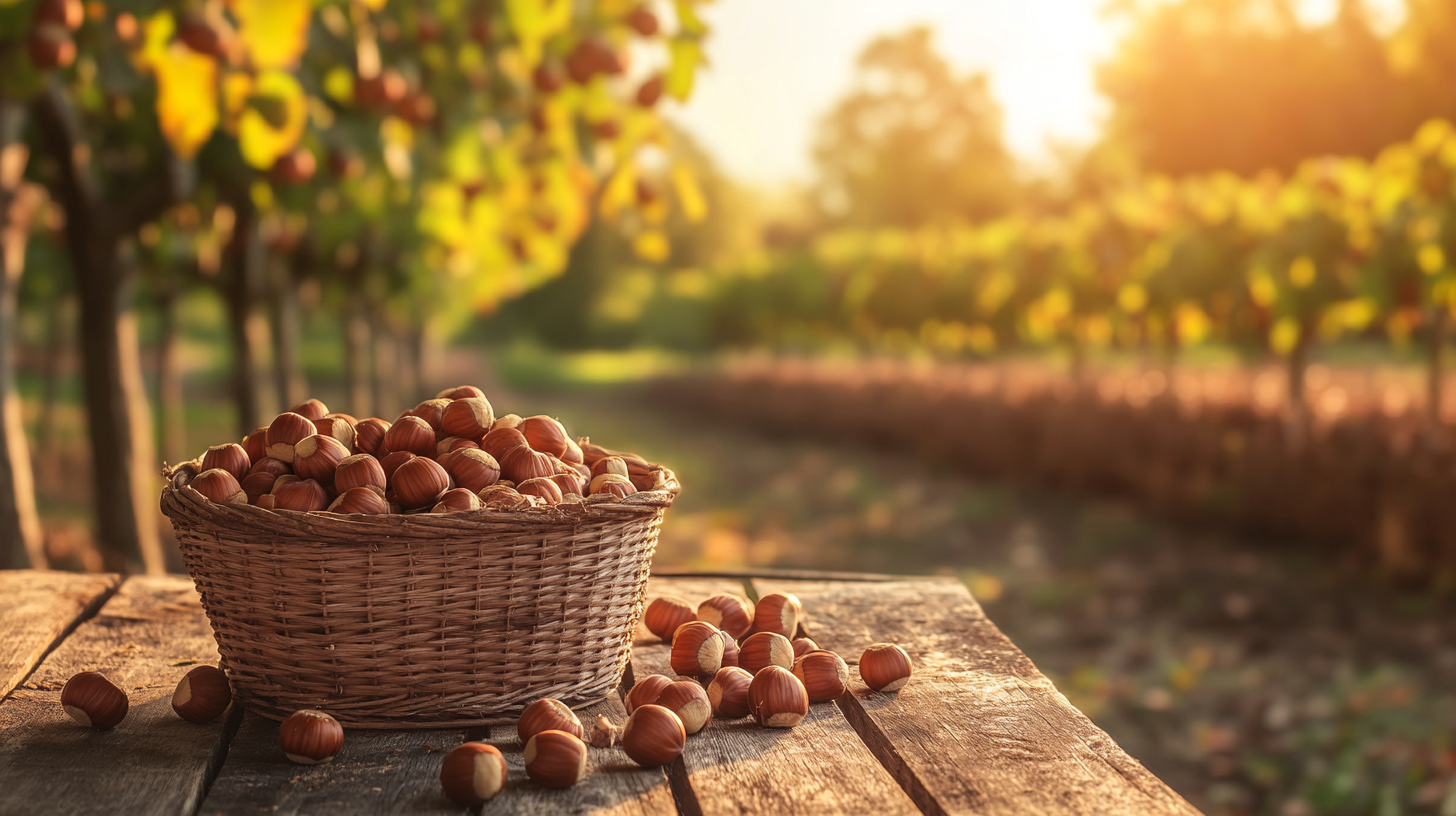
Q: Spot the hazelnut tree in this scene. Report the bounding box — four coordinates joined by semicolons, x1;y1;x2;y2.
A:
0;0;709;571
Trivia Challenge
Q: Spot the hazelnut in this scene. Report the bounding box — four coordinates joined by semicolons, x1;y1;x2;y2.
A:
201;443;251;480
523;730;588;788
860;644;912;692
590;456;629;479
383;415;436;457
190;469;247;505
60;671;128;729
644;596;696;641
312;415;356;451
707;666;753;719
392;456;450;509
499;445;557;483
406;398;452;433
439;448;500;492
482;426;529;460
654;680;712;734
697;594;754;639
752;592;802;639
279;709;344;764
748;666;809;728
265;412;315;462
578;440;610;465
478;485;530;510
517;698;584;744
520;415;569;458
492;413;524;431
172;665;232;723
669;620;724;678
335;454;387;494
440;742;506;805
241;426;268;463
325;412;358;427
240;471;280;504
738;631;793;676
717;629;739;668
436;437;480;457
431;487;482;513
436;384;487;400
516;477;563;505
620;704;685;767
793;650;849;702
792;637;820;660
379;450;416;481
548;472;584;498
354;418;391;456
269;474;301;493
589;715;618;748
256;494;277;510
293;434;350;486
441;397;495;439
589;473;637;499
272;478;329;512
625;673;672;713
289;398;329;420
248;457;292;479
561;437;585;464
328;486;390;515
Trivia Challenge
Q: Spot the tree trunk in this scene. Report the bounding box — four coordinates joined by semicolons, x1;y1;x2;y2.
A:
371;313;398;419
269;256;305;410
155;285;185;465
37;292;71;473
343;284;372;417
225;202;262;437
1286;323;1312;451
0;101;45;569
1428;306;1445;443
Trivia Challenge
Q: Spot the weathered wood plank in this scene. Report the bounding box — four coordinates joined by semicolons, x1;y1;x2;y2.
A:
635;577;918;816
0;569;120;699
754;577;1204;816
0;575;234;816
200;695;674;815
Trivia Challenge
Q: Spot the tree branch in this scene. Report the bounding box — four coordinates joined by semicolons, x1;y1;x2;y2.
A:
101;151;195;242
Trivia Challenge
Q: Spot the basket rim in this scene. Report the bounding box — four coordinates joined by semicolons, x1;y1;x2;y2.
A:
161;454;679;531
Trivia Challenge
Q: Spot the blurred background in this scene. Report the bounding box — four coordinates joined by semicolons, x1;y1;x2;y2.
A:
3;0;1456;814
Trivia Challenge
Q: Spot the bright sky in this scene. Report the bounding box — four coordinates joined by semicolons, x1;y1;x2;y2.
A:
666;0;1406;189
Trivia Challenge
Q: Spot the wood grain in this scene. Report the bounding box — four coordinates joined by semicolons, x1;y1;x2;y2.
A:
0;575;234;816
754;577;1204;816
199;691;674;815
635;577;919;816
0;569;120;699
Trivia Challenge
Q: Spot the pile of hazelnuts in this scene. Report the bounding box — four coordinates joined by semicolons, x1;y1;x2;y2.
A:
184;385;658;515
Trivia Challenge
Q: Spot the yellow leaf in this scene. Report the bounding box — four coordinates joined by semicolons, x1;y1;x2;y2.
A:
323;66;353;104
633;230;670;262
1288;256;1316;288
360;0;386;9
238;70;307;169
229;0;311;69
153;44;219;159
666;38;701;101
600;164;636;222
671;163;707;223
1270;318;1300;355
1418;244;1445;275
505;0;572;67
1118;283;1147;313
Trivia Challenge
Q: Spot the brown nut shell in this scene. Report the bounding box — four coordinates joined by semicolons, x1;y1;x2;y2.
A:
328;486;390;515
439;448;500;492
441;397;495;439
523;730;588;788
190;468;247;505
272;478;329;512
201;443;251;480
312;415;356;450
61;671;128;729
241;426;268;463
293;434;350;486
752;592;802;638
793;650;850;702
590;456;629;479
792;637;820;660
519;415;569;457
406;398;451;433
335;453;387;494
644;596;696;641
440;742;506;805
860;643;913;692
654;680;712;734
289;398;329;420
588;473;637;498
431;487;482;513
279;709;344;764
265;412;315;462
383;415;436;457
436;384;487;400
354;418;390;456
738;631;794;676
240;471;280;504
500;445;558;483
697;594;754;639
717;629;740;668
517;699;584;744
621;705;686;767
625;674;673;713
516;477;563;505
172;665;232;723
669;620;723;678
392;456;450;509
482;426;529;460
748;665;809;728
707;666;753;719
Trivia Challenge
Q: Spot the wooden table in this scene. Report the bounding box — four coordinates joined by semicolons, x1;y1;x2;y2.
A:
0;568;1200;815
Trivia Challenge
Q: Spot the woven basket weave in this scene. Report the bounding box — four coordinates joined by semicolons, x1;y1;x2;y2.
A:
160;460;678;728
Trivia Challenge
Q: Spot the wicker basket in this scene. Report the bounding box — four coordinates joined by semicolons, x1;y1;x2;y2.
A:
160;460;678;728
